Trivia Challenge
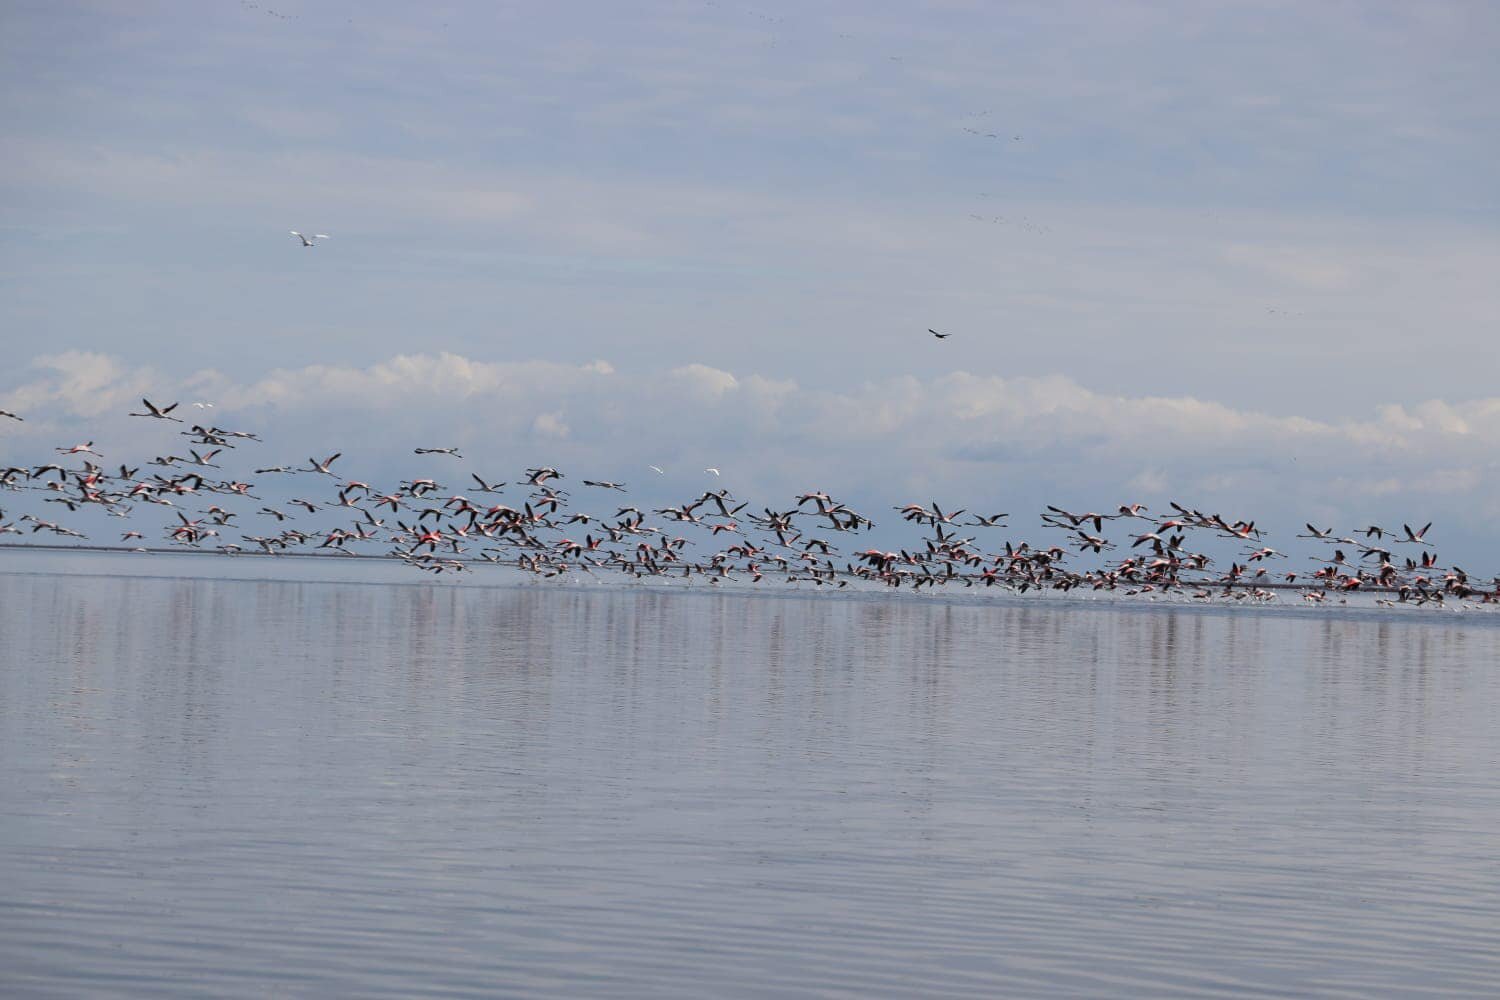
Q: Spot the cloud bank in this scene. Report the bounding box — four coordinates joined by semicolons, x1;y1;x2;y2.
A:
4;351;1497;561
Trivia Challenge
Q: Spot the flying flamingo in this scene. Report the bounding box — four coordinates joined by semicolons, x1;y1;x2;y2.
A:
130;398;182;422
55;441;101;456
1401;522;1434;546
306;453;341;475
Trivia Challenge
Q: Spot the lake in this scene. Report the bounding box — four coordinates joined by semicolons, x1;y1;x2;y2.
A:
2;560;1499;997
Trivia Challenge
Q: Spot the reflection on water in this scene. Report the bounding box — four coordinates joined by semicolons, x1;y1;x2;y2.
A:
2;572;1499;997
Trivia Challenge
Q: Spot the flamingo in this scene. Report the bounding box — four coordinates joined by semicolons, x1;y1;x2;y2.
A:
1401;522;1434;546
290;231;330;247
55;441;101;456
306;453;341;475
130;398;182;422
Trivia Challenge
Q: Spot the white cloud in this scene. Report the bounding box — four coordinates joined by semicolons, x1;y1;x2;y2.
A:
531;412;570;440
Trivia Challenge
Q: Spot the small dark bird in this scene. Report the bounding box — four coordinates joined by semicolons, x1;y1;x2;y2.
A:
929;329;950;339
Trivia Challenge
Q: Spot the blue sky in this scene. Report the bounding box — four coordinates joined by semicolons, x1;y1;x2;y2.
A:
2;1;1498;558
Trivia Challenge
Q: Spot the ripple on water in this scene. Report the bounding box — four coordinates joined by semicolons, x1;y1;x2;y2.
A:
1;571;1498;997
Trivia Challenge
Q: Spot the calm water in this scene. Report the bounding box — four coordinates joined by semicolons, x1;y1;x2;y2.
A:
2;565;1499;997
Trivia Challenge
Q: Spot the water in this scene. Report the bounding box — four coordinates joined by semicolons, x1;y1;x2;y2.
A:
2;564;1499;997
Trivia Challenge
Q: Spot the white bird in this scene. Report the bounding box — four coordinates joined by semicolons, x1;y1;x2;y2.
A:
649;465;664;474
192;402;214;409
705;468;721;476
290;231;330;247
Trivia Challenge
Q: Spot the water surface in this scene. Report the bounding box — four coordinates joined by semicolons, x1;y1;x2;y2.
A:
2;566;1498;997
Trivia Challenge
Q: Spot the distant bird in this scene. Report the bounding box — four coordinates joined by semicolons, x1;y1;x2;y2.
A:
192;402;215;409
929;328;950;339
415;447;462;457
705;468;721;477
0;410;21;421
289;231;330;247
649;465;665;475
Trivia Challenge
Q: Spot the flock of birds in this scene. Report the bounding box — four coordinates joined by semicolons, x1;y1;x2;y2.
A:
1;399;1496;610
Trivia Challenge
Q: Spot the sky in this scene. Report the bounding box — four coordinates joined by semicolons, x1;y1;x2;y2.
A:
2;0;1498;560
